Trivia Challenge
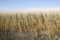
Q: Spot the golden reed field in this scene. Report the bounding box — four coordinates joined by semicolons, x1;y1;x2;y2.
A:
0;9;60;40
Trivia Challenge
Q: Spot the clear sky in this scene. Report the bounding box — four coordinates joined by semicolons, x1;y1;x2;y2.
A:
0;0;60;10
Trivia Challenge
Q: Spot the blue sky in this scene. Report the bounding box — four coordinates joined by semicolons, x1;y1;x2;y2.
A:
0;0;60;10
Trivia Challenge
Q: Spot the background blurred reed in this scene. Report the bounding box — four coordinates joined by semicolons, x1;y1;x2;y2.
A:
0;10;60;40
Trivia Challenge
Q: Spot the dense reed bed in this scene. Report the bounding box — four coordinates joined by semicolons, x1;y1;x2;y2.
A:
0;10;60;40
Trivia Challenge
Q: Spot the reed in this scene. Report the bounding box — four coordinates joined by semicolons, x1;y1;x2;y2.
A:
0;10;60;40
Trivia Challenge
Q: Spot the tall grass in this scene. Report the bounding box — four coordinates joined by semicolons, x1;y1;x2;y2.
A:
0;10;60;40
